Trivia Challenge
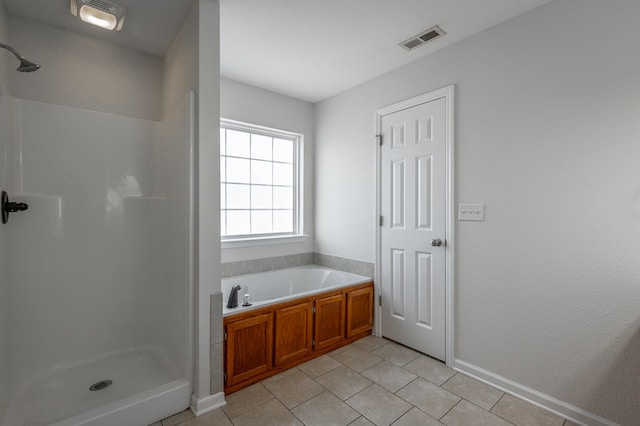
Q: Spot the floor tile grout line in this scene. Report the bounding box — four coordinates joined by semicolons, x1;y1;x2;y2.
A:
389;404;413;426
439;371;458;387
170;337;572;426
438;397;464;421
268;372;330;412
345;381;375;403
224;388;276;420
343;382;396;422
392;376;421;398
482;395;521;426
459;397;519;426
489;392;506;413
289;405;306;425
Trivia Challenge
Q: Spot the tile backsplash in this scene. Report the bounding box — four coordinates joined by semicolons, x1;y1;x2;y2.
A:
210;292;224;394
221;252;314;278
220;252;374;279
313;253;374;278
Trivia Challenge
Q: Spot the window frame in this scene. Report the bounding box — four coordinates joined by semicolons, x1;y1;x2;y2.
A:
220;118;305;246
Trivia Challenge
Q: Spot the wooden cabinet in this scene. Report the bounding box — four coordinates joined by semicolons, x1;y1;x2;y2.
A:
314;294;345;350
274;302;313;365
346;286;374;337
224;281;373;394
225;313;273;387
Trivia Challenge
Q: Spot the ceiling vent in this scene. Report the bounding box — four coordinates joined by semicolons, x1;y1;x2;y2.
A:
399;26;445;51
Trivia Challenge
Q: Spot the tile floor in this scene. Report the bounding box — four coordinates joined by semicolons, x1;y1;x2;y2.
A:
153;336;579;426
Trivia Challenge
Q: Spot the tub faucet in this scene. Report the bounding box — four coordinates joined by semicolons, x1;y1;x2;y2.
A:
227;284;241;309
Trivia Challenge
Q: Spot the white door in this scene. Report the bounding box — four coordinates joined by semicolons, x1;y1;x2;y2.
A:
380;96;447;360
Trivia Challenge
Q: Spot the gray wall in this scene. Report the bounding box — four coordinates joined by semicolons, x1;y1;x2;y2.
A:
220;77;315;263
7;15;162;121
194;0;222;403
314;0;640;424
0;0;8;409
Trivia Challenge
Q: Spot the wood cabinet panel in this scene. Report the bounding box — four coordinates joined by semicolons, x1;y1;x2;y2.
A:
225;313;273;386
346;286;374;337
224;281;373;394
274;302;314;365
314;294;345;350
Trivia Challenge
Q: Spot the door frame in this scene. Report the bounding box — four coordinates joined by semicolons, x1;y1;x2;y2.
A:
374;85;455;365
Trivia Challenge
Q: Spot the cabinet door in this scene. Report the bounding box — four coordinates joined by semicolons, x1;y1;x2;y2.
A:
274;302;313;365
225;313;273;386
314;294;345;350
346;285;374;337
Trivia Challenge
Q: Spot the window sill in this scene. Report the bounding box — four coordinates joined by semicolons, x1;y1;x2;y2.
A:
222;234;308;249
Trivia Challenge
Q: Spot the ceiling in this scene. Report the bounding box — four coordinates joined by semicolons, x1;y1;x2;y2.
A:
2;0;193;57
219;0;553;102
3;0;553;103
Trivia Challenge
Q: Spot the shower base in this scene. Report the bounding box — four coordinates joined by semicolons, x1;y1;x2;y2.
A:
2;346;191;426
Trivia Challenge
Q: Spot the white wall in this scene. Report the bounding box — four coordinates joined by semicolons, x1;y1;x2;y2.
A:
192;0;222;405
162;4;198;121
314;0;640;424
152;100;193;382
6;99;157;385
0;0;8;96
0;0;9;411
8;15;162;121
220;77;314;262
1;5;195;414
158;5;199;383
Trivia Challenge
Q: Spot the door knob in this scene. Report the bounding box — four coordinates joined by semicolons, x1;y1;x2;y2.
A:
431;238;443;247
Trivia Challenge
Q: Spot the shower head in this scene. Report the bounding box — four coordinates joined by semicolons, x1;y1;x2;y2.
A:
0;42;41;72
17;58;41;73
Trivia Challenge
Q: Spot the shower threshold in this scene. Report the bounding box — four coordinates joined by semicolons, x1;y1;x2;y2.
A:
2;346;191;426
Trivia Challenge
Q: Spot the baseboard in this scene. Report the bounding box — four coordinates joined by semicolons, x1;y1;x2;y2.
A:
452;360;618;426
190;392;226;417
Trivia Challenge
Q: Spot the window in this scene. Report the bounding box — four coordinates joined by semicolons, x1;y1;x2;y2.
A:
220;119;302;242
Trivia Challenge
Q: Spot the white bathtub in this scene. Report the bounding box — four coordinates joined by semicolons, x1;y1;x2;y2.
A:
222;265;371;316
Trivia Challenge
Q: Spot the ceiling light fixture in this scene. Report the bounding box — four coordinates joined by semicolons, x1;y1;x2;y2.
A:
70;0;127;31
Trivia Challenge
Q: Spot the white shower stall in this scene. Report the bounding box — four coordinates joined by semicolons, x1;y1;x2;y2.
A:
0;3;199;425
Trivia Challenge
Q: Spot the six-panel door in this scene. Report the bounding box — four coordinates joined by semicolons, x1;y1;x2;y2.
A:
380;96;447;360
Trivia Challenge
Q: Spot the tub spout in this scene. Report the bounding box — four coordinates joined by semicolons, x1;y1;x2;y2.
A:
227;284;241;309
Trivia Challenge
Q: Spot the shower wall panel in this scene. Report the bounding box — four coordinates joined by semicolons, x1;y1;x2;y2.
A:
0;1;10;408
4;98;189;390
0;108;7;417
153;96;192;377
1;6;193;424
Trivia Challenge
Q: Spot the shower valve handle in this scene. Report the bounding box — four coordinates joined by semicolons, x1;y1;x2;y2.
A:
5;201;28;213
1;191;29;224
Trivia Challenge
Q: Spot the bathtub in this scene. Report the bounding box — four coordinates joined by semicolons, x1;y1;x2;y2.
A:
222;265;371;316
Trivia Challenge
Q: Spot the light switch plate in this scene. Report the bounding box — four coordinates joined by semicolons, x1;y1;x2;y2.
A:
458;203;485;221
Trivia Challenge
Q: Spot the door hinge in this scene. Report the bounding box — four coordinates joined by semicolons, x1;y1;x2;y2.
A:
312;339;316;347
224;372;227;383
376;134;382;146
312;306;316;313
379;216;383;227
224;331;227;341
379;295;382;306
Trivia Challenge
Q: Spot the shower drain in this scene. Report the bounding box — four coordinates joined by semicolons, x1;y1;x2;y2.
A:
89;379;113;392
